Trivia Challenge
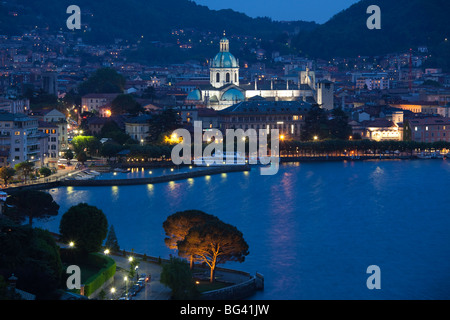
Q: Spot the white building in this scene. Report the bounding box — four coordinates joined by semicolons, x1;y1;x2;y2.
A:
0;112;47;167
124;114;152;143
38;121;59;167
81;93;119;113
185;36;333;111
43;109;68;157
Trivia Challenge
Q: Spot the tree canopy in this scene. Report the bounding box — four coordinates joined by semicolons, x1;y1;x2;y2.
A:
59;203;108;254
177;219;249;282
78;67;125;96
0;216;63;299
163;210;219;268
5;190;60;227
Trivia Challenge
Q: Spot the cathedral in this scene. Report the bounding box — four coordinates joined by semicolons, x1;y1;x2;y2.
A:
185;35;334;110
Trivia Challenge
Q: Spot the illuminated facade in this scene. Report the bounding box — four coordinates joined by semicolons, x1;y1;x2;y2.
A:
186;37;333;111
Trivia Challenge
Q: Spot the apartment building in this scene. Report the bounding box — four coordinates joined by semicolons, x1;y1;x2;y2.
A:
0;111;47;167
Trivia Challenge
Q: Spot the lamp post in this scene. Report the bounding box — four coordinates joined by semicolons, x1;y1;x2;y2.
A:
124;276;128;297
110;287;116;300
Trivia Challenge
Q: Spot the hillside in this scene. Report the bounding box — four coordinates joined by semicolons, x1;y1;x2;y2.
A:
0;0;317;42
292;0;450;59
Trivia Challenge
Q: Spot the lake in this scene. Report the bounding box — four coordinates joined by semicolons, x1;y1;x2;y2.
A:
36;159;450;299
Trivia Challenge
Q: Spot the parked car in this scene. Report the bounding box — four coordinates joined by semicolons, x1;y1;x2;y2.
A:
139;274;150;282
131;284;141;293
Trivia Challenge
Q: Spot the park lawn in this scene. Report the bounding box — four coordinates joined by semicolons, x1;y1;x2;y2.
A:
195;280;230;293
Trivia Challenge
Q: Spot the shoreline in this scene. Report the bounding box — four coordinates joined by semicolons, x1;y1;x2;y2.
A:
2;155;447;193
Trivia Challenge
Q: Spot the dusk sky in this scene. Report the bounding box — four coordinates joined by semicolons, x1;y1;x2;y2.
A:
193;0;360;23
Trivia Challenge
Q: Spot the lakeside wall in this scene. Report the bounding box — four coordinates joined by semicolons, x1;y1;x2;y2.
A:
3;165;250;192
115;249;264;300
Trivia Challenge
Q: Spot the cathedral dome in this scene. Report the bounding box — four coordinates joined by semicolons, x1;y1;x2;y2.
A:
211;37;238;68
186;89;201;100
221;88;245;102
212;51;238;68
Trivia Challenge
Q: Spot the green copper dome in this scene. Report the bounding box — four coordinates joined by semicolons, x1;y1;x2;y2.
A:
212;52;238;68
221;88;244;101
211;37;238;68
187;89;201;100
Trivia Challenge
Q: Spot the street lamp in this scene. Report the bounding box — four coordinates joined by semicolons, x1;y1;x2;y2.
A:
124;276;128;296
69;241;75;248
135;266;139;280
313;136;318;141
104;249;110;255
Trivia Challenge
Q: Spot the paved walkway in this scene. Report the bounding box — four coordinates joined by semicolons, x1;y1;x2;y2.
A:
106;254;172;300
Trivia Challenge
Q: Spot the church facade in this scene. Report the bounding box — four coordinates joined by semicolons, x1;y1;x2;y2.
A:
185;36;334;111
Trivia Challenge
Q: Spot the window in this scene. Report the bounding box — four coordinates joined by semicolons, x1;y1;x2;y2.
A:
216;73;220;83
226;73;230;83
15;131;20;135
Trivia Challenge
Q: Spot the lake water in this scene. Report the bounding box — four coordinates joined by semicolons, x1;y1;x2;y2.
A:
36;159;450;299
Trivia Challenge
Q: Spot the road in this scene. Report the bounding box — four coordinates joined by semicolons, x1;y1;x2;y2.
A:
107;254;172;300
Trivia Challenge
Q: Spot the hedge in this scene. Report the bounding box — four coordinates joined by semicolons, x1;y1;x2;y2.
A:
83;253;116;297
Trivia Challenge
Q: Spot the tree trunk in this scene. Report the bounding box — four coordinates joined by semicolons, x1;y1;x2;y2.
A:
210;267;215;283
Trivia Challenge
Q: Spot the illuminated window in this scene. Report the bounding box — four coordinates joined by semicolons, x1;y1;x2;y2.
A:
15;131;20;135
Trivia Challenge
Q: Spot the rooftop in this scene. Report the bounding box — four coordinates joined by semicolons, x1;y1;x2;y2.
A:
219;100;312;115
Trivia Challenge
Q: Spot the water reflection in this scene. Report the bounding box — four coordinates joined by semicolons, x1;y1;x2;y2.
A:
36;161;450;299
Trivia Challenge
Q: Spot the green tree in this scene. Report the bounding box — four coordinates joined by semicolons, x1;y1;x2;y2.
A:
14;161;35;183
328;107;352;140
76;151;88;165
178;220;249;282
78;68;125;96
5;190;59;227
147;108;181;143
160;257;200;300
99;120;131;144
163;210;219;269
105;225;120;253
71;136;101;156
301;104;329;141
59;203;108;254
0;167;16;187
39;167;52;177
63;149;74;164
110;94;142;115
0;216;63;299
100;141;123;160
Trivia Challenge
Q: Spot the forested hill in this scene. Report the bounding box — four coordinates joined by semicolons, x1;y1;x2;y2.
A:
292;0;450;60
0;0;317;42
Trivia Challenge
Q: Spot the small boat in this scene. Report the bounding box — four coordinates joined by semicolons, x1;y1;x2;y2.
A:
193;151;246;166
114;168;131;173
